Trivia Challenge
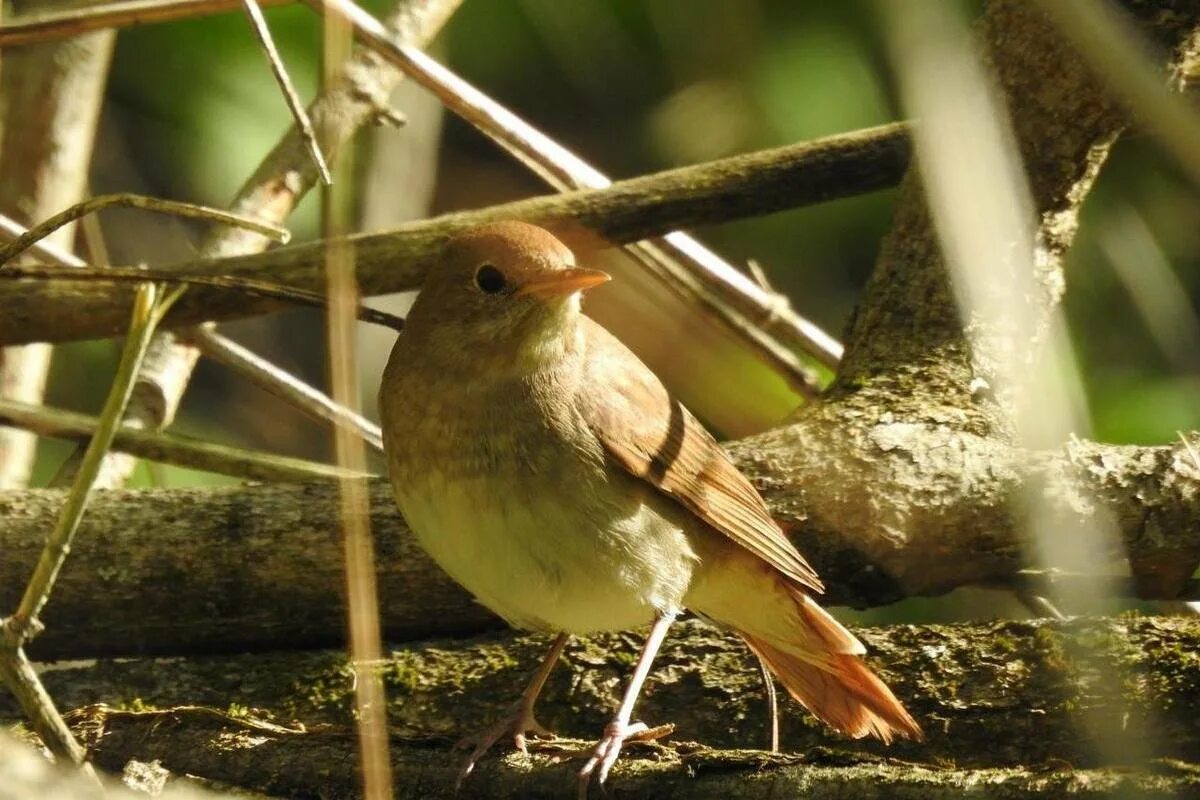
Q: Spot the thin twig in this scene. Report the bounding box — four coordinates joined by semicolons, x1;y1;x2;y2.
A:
754;654;780;753
241;0;331;185
304;0;845;380
0;212;85;267
0;281;179;763
0;0;292;47
185;328;385;453
0;397;370;482
0;264;405;330
0;193;290;267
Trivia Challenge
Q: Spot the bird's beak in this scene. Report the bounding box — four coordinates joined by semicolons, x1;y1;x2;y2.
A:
515;267;611;299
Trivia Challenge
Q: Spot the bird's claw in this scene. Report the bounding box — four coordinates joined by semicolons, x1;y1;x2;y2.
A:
578;719;671;798
454;704;556;790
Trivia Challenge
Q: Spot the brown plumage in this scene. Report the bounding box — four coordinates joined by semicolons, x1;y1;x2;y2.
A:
379;221;920;793
579;318;920;743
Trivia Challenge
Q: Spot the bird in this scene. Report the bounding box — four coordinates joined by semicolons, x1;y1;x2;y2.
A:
378;221;921;796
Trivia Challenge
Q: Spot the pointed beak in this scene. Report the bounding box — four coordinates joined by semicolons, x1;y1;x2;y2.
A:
515;267;611;299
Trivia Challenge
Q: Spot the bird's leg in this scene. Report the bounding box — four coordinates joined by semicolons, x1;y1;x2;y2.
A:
578;609;678;798
456;632;568;788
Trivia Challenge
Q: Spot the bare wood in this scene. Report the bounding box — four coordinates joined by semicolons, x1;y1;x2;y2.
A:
11;617;1198;798
0;0;292;47
0;123;911;346
0;5;112;488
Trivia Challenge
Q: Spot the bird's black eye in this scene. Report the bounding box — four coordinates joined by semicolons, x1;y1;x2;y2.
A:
474;264;508;294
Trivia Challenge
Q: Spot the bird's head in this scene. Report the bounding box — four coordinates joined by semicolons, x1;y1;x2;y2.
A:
404;221;610;373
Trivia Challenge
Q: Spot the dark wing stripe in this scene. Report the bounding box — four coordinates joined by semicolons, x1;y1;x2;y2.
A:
580;320;824;594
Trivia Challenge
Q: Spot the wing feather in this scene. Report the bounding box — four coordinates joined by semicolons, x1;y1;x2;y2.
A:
579;320;823;593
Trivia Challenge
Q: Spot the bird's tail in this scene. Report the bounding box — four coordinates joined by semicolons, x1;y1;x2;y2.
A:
739;621;922;742
690;561;921;742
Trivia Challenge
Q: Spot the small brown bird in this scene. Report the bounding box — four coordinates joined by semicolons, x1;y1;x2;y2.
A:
379;221;920;794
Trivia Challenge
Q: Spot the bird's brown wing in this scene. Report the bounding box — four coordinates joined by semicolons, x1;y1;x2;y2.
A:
579;319;824;593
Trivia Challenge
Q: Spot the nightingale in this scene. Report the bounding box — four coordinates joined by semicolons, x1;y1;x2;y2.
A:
379;221;921;795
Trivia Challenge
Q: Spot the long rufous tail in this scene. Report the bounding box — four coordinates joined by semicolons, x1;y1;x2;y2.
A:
734;581;922;742
740;629;922;742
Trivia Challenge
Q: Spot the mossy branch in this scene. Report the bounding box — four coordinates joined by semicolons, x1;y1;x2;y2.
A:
4;617;1194;799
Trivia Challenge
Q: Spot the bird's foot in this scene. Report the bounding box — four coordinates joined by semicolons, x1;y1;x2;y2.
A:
577;720;673;798
454;703;557;789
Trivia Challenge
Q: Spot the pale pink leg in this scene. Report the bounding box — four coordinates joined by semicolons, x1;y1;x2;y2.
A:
578;610;677;798
456;632;568;788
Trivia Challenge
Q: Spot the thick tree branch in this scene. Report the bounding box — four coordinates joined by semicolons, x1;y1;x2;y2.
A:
836;0;1199;414
0;123;910;346
1;427;1195;659
4;617;1196;798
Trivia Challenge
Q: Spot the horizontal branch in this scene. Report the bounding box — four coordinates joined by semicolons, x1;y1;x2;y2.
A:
1;423;1195;659
0;123;910;345
13;616;1199;798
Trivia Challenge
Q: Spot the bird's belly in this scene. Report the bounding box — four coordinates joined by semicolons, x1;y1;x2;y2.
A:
396;473;697;634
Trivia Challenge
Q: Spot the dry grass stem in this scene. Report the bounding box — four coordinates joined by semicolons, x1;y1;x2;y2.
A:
322;12;393;798
0;0;292;47
0;280;181;762
0;193;290;267
241;0;332;185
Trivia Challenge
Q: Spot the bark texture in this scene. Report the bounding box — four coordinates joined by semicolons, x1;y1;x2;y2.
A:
2;617;1195;798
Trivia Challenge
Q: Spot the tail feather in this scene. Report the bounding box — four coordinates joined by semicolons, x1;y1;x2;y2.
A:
741;633;923;743
686;547;922;743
